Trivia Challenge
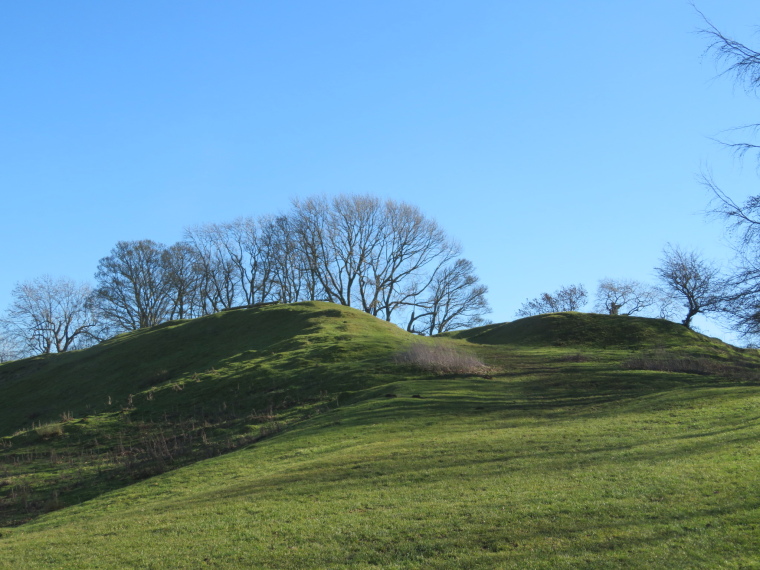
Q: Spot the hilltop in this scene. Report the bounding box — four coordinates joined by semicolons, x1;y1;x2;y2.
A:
1;304;759;568
443;311;730;349
0;301;408;436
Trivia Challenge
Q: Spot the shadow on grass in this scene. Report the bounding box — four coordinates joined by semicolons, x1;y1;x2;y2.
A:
3;337;759;533
164;399;760;535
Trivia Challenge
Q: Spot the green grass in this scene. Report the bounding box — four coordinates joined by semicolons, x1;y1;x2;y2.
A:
1;305;759;568
442;311;733;350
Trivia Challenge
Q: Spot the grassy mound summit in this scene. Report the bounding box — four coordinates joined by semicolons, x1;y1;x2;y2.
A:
445;311;728;349
1;303;759;568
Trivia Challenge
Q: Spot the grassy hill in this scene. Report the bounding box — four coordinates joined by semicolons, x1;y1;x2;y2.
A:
1;304;759;568
442;311;729;349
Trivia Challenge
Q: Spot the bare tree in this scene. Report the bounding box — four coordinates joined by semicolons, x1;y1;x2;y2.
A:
162;242;204;320
698;9;760;237
406;258;491;335
94;240;173;331
2;275;102;355
0;332;22;362
261;215;321;303
699;9;760;161
363;199;459;322
594;278;658;316
707;251;760;337
654;244;723;329
184;224;238;312
516;284;588;318
698;11;760;337
291;195;382;308
290;196;343;304
290;195;459;321
218;218;278;305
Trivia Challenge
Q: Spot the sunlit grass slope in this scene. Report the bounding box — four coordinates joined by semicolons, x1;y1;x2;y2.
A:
0;301;408;436
0;302;412;526
1;306;759;568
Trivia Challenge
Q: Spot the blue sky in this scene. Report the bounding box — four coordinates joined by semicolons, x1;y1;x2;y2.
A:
2;1;758;343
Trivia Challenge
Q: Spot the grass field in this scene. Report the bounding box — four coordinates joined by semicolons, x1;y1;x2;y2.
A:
1;302;759;568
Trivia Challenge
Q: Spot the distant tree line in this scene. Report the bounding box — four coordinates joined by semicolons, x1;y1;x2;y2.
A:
0;195;491;358
7;13;760;358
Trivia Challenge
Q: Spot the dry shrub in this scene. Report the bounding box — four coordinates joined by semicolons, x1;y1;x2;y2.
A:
393;341;491;375
34;423;63;439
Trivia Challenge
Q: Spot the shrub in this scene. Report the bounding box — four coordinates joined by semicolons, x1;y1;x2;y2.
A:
393;341;491;375
35;423;63;439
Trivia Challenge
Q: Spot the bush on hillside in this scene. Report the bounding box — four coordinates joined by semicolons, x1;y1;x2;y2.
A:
393;341;491;375
34;423;63;439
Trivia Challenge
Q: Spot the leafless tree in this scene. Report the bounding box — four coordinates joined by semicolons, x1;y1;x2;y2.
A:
219;218;277;305
706;251;760;337
699;8;760;161
2;275;102;355
516;284;588;318
654;244;723;329
594;278;658;316
697;8;760;247
697;10;760;337
406;258;491;335
184;224;238;312
291;195;377;307
290;196;335;303
94;240;173;331
162;242;204;320
0;332;22;362
290;195;459;321
363;199;459;322
261;215;321;303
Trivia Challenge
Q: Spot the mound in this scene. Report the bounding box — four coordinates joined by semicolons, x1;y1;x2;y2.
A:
0;301;409;436
445;311;727;350
2;302;760;567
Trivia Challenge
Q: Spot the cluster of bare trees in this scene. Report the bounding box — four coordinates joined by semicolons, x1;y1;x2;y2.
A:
516;244;725;330
1;195;491;358
516;284;589;318
0;276;105;359
92;196;490;335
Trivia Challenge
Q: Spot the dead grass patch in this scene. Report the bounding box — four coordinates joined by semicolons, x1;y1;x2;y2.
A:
393;341;493;376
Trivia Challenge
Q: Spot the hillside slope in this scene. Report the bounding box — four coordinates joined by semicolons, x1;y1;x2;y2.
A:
0;301;409;436
1;306;759;568
444;311;736;350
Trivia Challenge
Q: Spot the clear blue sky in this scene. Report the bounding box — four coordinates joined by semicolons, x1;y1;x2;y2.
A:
1;1;758;343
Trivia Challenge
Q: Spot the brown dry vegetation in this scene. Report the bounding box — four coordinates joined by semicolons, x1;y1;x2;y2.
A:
393;341;494;375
